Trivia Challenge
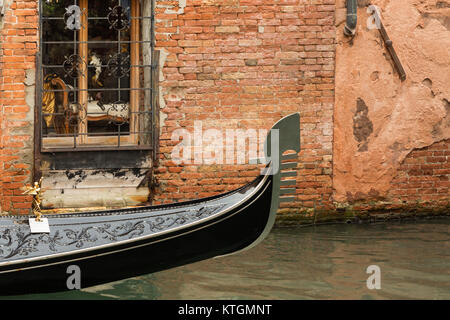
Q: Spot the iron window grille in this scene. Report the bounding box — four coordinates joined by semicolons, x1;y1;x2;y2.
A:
38;0;158;154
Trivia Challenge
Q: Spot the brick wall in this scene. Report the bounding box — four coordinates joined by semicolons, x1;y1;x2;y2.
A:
389;139;450;208
0;0;37;214
0;0;337;215
152;0;336;213
0;0;447;219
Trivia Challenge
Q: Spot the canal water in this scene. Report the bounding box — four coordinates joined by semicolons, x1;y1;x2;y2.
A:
5;218;450;300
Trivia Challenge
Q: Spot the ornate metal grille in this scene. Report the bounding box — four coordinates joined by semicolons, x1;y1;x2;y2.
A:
38;0;157;153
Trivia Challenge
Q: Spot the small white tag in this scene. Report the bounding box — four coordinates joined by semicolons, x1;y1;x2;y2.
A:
29;218;50;233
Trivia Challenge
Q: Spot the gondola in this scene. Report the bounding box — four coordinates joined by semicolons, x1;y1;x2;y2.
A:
0;113;300;296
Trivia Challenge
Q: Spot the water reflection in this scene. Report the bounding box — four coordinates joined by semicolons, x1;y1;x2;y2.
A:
4;219;449;300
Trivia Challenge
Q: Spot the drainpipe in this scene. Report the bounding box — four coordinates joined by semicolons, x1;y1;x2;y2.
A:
344;0;357;36
0;0;5;17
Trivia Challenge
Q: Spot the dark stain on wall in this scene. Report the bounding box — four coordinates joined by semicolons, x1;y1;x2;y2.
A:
420;12;450;30
353;98;373;152
64;170;88;183
41;150;151;170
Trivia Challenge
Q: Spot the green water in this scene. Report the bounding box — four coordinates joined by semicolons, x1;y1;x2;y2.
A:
5;219;450;300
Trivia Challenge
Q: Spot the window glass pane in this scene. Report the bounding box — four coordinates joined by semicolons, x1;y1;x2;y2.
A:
87;41;131;135
42;0;75;17
42;19;74;42
89;0;120;18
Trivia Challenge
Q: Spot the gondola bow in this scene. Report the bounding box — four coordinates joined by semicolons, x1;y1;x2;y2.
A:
0;113;300;295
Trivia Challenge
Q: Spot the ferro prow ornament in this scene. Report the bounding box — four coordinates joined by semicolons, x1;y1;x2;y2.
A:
21;178;43;222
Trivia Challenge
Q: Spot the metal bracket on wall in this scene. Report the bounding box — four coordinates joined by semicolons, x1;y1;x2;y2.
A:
0;0;4;17
373;9;406;81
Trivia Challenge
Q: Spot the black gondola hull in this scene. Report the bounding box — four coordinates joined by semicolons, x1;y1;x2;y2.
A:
0;113;301;296
0;174;273;296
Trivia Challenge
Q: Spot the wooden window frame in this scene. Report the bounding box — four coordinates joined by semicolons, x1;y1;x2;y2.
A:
38;0;157;153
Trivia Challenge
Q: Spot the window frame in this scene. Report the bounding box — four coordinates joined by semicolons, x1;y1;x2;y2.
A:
37;0;158;153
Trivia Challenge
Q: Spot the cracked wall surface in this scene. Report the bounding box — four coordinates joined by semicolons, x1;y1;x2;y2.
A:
334;0;450;206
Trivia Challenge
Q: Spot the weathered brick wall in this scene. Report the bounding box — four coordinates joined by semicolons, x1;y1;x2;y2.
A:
0;0;336;215
388;139;450;209
0;0;447;220
0;0;37;214
152;0;336;213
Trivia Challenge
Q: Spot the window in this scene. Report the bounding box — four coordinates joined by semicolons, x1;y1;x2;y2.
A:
38;0;158;152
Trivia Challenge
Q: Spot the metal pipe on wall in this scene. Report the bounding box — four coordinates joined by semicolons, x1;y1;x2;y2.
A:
0;0;5;16
344;0;357;36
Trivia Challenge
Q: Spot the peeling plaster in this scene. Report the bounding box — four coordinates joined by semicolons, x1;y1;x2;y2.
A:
41;168;151;208
334;0;450;201
352;98;373;152
158;48;169;82
24;69;36;123
158;48;170;133
164;0;186;14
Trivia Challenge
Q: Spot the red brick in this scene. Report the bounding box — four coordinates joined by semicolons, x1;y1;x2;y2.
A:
389;139;450;207
1;0;337;214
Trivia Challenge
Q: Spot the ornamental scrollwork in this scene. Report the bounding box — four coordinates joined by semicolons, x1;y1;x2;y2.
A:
63;54;86;79
95;221;146;241
106;101;129;126
107;6;130;31
0;227;40;259
0;203;228;261
40;231;65;252
107;53;131;78
64;227;98;248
